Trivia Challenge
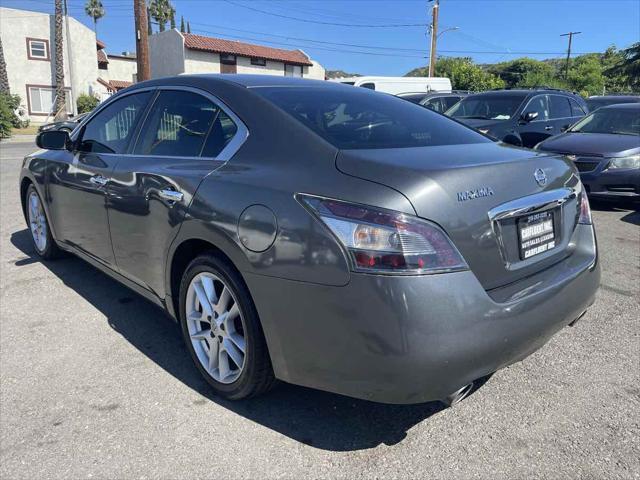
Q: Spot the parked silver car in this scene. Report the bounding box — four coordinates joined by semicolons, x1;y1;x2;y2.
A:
23;75;599;405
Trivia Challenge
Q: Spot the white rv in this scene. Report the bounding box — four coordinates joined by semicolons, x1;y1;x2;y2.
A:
333;76;452;94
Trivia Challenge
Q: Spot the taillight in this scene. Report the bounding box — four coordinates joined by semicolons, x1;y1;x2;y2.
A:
298;194;468;274
578;187;592;225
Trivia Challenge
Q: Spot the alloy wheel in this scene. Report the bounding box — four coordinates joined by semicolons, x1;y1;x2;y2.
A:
28;191;48;253
185;272;247;384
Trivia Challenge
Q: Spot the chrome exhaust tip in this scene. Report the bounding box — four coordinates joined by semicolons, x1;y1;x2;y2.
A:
441;382;474;408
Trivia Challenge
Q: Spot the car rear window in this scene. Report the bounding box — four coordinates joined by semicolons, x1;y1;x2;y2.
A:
255;86;490;149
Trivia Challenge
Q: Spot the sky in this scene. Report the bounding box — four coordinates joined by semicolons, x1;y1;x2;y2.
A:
1;0;639;76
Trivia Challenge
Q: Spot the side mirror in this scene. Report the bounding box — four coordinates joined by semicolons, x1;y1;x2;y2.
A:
36;130;70;150
521;111;539;123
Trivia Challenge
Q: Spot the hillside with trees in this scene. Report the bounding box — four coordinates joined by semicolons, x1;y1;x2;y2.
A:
406;43;639;96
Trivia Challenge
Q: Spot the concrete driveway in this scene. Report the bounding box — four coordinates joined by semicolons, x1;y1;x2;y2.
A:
1;140;638;479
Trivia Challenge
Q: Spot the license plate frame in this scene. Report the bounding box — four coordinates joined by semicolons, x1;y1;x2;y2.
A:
517;210;557;260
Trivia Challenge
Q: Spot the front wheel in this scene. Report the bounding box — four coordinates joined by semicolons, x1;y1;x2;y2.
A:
179;254;276;400
25;184;62;260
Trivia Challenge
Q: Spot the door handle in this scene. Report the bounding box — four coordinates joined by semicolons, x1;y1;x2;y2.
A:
159;189;184;202
544;126;554;131
89;175;109;186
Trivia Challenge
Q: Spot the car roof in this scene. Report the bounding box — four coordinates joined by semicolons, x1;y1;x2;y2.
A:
588;95;639;100
598;102;640;110
181;74;336;89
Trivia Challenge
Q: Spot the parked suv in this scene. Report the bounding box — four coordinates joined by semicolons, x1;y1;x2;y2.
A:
397;91;469;113
446;88;588;148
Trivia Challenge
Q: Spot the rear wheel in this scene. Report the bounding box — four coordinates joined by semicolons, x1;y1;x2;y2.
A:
25;184;62;260
179;254;275;399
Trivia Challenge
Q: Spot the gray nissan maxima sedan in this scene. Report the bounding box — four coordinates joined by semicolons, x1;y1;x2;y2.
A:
21;75;599;406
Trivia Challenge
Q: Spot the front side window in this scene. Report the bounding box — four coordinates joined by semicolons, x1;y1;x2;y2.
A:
256;86;490;150
522;95;549;121
447;94;526;121
27;38;49;60
79;91;152;154
285;64;303;77
134;90;234;157
27;86;71;115
548;95;572;119
423;97;444;112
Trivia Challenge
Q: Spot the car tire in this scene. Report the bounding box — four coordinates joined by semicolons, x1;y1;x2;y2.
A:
25;184;63;260
179;254;276;400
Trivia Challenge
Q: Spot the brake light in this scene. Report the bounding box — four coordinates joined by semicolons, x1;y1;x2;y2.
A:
578;188;592;225
298;195;468;274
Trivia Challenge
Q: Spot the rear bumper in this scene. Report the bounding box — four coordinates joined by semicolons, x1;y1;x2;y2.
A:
245;224;600;404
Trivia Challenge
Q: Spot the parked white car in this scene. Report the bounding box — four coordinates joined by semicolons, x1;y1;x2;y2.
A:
332;76;452;94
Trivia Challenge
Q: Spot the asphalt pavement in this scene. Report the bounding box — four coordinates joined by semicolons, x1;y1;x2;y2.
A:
1;138;639;479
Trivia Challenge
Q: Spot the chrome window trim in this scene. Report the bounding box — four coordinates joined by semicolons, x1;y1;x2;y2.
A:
70;85;248;163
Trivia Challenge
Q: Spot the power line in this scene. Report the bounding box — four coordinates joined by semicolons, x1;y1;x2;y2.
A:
221;0;428;27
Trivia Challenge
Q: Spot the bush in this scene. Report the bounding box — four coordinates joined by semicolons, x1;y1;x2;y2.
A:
76;94;99;114
0;93;24;138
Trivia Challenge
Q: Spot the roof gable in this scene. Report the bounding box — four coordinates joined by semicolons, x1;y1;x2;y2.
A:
182;33;312;66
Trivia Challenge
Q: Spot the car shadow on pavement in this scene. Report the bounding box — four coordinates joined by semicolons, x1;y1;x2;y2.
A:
10;228;476;452
590;199;639;225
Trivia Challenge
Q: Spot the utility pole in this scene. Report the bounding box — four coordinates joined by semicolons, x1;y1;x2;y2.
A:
134;0;151;81
428;0;439;77
560;31;581;79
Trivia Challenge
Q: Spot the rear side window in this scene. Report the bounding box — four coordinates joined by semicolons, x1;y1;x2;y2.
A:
549;95;572;119
442;96;461;110
256;86;489;149
360;83;375;90
201;110;238;157
569;98;586;116
134;91;220;157
79;91;151;154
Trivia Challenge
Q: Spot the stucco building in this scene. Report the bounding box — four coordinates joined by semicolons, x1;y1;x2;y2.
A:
0;7;136;121
149;30;325;80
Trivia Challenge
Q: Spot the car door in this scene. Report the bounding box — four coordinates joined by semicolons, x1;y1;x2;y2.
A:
46;90;153;266
518;94;550;147
107;87;245;297
548;94;574;134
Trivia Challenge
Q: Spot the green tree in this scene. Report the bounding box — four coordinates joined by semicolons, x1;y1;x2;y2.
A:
54;0;66;120
187;21;191;33
170;9;176;30
149;0;174;33
147;7;153;35
488;58;556;88
605;42;640;92
76;94;99;114
0;37;9;94
84;0;105;35
407;58;504;91
180;15;185;33
567;55;605;97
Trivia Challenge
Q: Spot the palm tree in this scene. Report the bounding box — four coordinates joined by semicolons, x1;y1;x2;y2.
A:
84;0;105;36
54;0;66;120
0;37;9;94
149;0;174;33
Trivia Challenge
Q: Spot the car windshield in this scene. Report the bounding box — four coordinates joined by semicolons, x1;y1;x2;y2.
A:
447;94;526;120
569;108;640;136
586;97;639;111
256;86;490;149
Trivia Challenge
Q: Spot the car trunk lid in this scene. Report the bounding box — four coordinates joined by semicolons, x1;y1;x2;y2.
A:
336;143;580;290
